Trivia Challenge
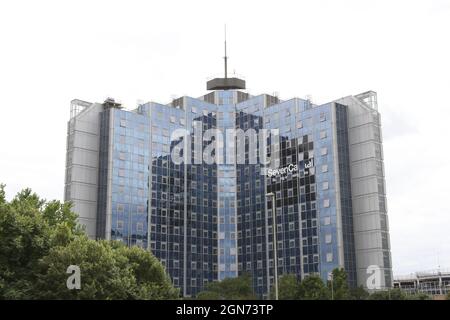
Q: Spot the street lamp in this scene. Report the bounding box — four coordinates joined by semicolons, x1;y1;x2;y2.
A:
266;192;278;300
328;272;334;300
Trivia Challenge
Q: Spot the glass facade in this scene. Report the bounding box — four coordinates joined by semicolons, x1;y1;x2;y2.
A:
107;108;150;249
233;98;344;296
74;87;390;298
216;91;238;281
335;103;357;287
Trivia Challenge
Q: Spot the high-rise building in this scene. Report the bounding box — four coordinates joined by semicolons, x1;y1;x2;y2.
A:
65;68;392;298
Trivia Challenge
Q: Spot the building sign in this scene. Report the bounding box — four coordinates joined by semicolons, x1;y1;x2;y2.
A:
304;158;314;169
267;164;298;177
304;158;314;175
266;159;314;178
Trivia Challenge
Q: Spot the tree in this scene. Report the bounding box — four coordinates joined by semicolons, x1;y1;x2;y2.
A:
407;293;431;300
0;184;5;204
328;268;350;300
384;288;407;300
447;292;450;300
32;237;179;299
276;274;299;300
0;185;179;300
369;288;407;300
197;274;257;300
0;184;6;295
349;285;370;300
0;188;62;298
115;244;179;299
297;275;330;300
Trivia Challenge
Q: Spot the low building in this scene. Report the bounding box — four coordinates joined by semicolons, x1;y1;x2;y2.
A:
394;268;450;297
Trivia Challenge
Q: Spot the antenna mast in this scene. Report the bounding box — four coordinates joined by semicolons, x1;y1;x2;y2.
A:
224;25;228;79
206;25;245;90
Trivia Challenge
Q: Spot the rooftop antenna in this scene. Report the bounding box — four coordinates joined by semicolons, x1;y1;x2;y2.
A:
224;24;228;79
206;25;246;91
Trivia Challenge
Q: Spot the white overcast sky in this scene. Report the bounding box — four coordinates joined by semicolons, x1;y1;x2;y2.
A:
1;0;449;276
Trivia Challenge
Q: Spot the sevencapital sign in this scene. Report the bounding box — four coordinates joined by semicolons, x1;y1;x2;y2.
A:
304;158;314;169
266;158;314;178
267;164;298;177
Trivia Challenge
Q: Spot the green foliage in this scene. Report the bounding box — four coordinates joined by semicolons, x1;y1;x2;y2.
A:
0;188;55;298
447;292;450;300
328;268;351;300
10;188;46;211
0;184;5;204
42;200;79;230
195;289;222;300
367;291;386;300
0;185;179;300
349;285;370;300
369;288;407;300
115;244;179;299
196;274;257;300
407;293;431;300
298;275;330;300
385;288;407;300
33;237;179;299
276;274;299;300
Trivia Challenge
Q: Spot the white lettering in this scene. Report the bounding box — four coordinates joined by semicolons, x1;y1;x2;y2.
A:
66;265;81;290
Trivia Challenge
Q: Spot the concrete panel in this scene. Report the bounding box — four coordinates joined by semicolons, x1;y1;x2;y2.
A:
350;142;375;162
354;230;382;251
348;124;374;145
64;102;103;239
352;176;378;197
73;131;99;151
70;182;97;202
72;149;98;167
353;213;381;232
350;159;377;179
71;165;98;185
335;94;392;288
